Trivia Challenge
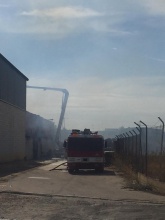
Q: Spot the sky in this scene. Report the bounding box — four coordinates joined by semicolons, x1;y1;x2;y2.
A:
1;0;165;130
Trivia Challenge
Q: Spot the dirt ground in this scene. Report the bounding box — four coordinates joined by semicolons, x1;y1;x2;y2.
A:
0;160;165;220
0;192;165;220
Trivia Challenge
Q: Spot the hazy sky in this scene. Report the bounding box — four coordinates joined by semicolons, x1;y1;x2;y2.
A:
1;0;165;130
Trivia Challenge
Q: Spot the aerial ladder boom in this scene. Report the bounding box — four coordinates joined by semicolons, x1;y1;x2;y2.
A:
26;85;69;148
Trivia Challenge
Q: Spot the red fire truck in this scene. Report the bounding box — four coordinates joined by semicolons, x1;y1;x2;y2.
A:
64;129;105;173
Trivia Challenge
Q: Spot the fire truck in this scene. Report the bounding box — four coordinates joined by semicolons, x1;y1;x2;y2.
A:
64;129;105;173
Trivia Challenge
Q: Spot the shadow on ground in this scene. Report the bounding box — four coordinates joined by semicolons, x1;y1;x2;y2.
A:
0;160;49;178
69;168;116;176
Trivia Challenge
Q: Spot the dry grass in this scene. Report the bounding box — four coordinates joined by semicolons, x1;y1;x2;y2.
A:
147;154;165;181
114;156;165;195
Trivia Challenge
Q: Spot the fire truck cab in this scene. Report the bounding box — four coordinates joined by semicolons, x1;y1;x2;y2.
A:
64;129;105;173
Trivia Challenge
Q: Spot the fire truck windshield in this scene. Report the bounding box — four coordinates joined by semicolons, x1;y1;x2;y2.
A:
68;137;104;151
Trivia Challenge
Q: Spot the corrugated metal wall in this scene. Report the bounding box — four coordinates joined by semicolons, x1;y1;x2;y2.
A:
0;54;28;162
0;56;27;110
25;112;56;159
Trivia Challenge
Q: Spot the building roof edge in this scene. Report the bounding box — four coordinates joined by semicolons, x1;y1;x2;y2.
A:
0;53;29;81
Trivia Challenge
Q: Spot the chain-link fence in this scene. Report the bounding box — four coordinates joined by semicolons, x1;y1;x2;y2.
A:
114;122;165;182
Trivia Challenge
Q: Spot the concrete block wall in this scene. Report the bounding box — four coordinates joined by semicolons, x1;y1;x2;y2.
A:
0;100;26;162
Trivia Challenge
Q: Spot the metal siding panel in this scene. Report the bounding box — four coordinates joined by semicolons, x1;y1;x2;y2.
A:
0;58;26;110
0;101;26;162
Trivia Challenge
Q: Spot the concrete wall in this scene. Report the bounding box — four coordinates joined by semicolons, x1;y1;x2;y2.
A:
0;100;26;162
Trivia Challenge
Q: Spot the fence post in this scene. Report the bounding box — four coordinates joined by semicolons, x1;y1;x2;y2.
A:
158;117;164;157
140;120;148;176
119;135;123;161
115;135;120;155
126;132;131;164
133;130;138;172
158;117;164;179
129;131;134;168
123;133;127;162
134;122;143;173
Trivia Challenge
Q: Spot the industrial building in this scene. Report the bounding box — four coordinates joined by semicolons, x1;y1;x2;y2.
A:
0;54;59;162
25;112;56;160
0;53;28;162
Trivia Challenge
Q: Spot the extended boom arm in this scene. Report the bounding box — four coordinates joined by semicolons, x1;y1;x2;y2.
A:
27;85;69;148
